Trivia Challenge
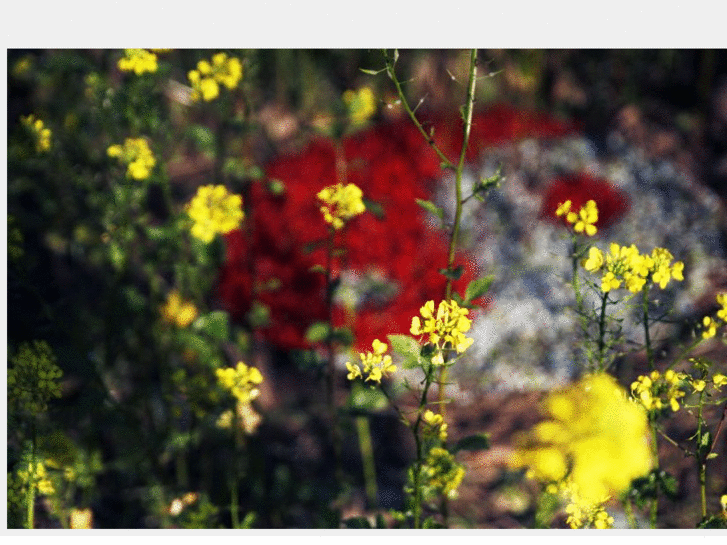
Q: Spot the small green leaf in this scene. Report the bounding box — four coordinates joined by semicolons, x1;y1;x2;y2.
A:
416;199;444;220
359;68;383;76
706;452;719;460
246;301;270;328
305;322;330;343
439;265;463;281
199;311;229;341
422;516;444;529
464;275;494;303
388;334;421;370
348;382;389;413
451;433;490;454
330;327;354;346
363;198;385;219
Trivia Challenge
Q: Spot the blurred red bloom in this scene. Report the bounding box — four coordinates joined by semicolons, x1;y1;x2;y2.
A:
218;105;577;350
541;173;630;230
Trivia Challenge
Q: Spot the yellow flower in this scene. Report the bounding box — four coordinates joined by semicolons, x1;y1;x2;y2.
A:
345;339;396;384
188;52;243;102
511;373;652;504
160;290;198;328
600;271;621;292
421;447;466;499
215;361;263;405
21;114;52;153
70;508;94;529
107;137;156;180
555;200;572;218
117;49;158;75
573;200;599;236
185;185;244;243
582;246;604;272
716;293;727;321
691;378;707;393
410;299;473;364
631;371;686;413
342;86;377;125
702;316;718;339
713;373;727;390
423;410;448;442
317;183;366;230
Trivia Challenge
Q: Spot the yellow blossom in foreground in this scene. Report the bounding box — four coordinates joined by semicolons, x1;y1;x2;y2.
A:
21;114;52;153
317;182;366;230
215;361;263;405
188;52;243;102
107;137;156;180
343;86;377;125
185;185;244;243
345;339;396;384
702;316;718;339
70;507;94;529
410;299;474;365
117;49;158;75
511;373;652;504
160;290;198;328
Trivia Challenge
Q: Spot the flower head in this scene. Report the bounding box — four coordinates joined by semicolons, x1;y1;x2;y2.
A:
557;199;598;236
186;184;244;243
631;370;686;413
421;447;466;499
343;86;377;125
107;137;156;180
215;361;263;405
317;182;366;230
345;338;396;384
117;49;158;75
21;114;52;153
160;290;198;328
511;373;652;504
410;299;473;364
8;340;63;415
188;52;243;102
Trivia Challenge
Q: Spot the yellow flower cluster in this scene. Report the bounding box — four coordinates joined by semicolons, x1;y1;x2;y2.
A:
216;399;263;435
556;200;598;236
185;185;244;243
8;340;63;415
188;52;243;102
410;299;474;366
215;361;263;405
21;114;52;153
117;49;158;75
342;86;377;125
107;137;156;180
700;293;727;339
160;290;198;328
510;373;652;504
345;339;397;384
557;482;614;529
631;370;686;413
583;243;684;293
7;461;56;511
684;361;727;395
421;447;466;500
422;410;449;442
317;182;366;230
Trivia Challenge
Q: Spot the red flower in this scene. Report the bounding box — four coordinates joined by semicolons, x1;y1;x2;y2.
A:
541;173;630;230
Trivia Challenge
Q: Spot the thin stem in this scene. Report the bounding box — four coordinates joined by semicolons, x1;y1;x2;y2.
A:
356;416;378;508
696;391;707;520
325;228;343;485
642;285;654;370
597;291;609;370
650;424;659;529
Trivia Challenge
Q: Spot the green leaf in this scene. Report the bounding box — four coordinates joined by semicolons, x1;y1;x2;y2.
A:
451;433;490;454
388;334;421;369
706;452;719;460
416;199;444;220
198;311;229;341
363;198;385;219
305;322;330;343
422;516;444;529
359;68;383;76
464;275;494;303
246;301;270;329
330;327;354;346
347;382;389;413
439;265;463;281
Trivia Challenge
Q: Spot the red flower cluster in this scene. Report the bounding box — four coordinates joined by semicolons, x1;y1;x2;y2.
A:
218;104;579;350
541;172;630;230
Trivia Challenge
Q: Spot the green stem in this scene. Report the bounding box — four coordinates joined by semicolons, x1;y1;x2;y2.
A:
27;417;37;529
325;228;343;485
650;423;659;529
642;285;654;370
597;291;609;370
697;391;707;520
624;495;637;529
356;416;378;508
